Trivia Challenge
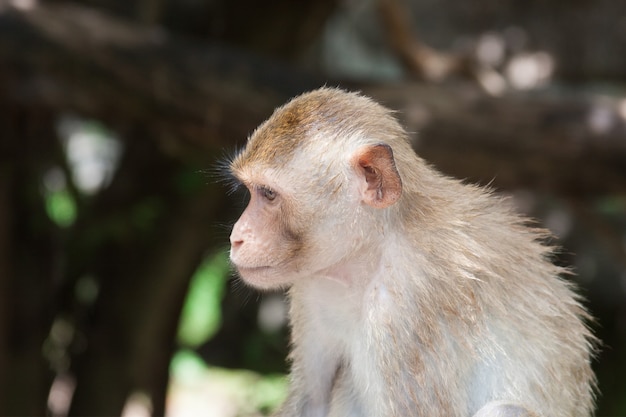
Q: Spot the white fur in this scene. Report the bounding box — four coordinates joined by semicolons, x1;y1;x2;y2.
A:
230;88;596;417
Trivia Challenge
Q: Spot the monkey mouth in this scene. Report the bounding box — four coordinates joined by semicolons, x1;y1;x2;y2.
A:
235;265;280;289
236;265;272;274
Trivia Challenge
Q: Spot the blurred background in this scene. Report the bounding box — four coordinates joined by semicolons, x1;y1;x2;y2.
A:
0;0;625;415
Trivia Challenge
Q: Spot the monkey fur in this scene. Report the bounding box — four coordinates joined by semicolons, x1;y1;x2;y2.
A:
228;88;597;417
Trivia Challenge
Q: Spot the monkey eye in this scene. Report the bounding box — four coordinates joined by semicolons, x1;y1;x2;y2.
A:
259;186;277;201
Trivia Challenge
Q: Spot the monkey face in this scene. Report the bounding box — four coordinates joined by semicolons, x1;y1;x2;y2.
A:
228;153;375;290
229;177;307;290
228;143;402;291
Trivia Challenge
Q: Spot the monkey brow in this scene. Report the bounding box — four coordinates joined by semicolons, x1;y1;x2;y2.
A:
219;171;244;196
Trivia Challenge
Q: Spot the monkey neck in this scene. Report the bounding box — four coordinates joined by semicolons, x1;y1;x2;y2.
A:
287;242;402;356
314;245;385;288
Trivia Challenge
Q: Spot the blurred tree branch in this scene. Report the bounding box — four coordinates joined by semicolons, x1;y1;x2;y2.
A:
1;2;624;196
377;0;508;93
366;84;626;195
377;0;466;82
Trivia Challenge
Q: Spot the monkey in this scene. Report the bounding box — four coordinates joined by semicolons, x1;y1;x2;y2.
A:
227;87;597;417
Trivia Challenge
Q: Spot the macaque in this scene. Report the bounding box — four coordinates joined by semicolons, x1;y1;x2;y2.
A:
227;88;596;417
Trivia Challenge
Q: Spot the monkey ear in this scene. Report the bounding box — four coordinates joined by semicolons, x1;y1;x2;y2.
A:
353;144;402;208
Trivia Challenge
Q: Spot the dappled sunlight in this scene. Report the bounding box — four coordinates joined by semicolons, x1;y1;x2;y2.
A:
471;27;556;94
56;115;123;196
43;318;75;375
167;351;287;417
258;294;288;333
41;115;123;227
44;320;76;416
584;97;626;135
8;0;37;11
543;207;573;240
47;374;75;417
505;51;554;90
587;103;616;134
476;32;505;67
122;392;153;417
167;251;289;416
472;26;556;93
475;68;507;96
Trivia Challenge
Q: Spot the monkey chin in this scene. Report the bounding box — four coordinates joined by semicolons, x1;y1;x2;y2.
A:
233;264;291;291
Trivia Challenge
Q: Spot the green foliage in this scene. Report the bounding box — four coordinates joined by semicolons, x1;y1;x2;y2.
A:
170;349;209;383
169;349;287;415
45;189;77;227
595;196;626;215
176;251;230;348
248;372;288;414
74;275;99;306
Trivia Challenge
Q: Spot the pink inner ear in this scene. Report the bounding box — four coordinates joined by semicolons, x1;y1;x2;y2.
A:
356;144;402;209
359;163;380;192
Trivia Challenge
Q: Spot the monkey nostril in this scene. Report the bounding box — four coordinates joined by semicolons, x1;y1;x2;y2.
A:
230;221;246;249
230;236;244;249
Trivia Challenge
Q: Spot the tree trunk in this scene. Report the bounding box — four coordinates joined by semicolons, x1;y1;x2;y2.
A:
0;105;57;415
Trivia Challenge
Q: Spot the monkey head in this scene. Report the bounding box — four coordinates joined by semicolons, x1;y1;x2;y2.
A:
228;88;404;290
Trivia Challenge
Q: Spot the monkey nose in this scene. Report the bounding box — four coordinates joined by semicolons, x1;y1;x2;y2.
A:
229;231;244;249
230;218;250;250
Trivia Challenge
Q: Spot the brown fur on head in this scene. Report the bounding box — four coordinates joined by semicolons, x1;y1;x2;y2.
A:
229;88;411;289
231;88;408;169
